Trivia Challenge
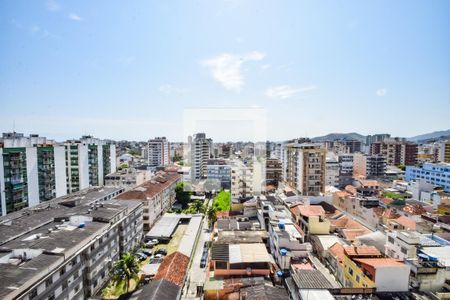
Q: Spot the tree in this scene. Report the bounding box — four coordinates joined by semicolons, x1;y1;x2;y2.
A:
175;182;192;209
112;252;140;293
206;206;217;228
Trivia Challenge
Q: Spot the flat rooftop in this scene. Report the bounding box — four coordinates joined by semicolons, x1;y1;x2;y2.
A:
0;187;124;245
0;188;140;300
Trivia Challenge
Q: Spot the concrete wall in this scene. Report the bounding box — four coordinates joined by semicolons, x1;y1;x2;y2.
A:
375;265;410;292
54;146;67;198
26;147;39;207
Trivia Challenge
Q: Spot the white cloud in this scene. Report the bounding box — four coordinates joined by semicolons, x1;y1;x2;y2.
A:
376;88;387;97
201;51;265;91
46;0;61;12
159;84;187;95
266;85;317;99
261;64;271;71
68;13;83;21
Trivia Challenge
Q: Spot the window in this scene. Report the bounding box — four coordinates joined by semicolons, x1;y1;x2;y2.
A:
388;236;395;244
348;267;353;276
356;275;360;283
60;267;65;276
62;280;68;290
45;277;53;288
29;289;38;299
47;293;55;300
401;247;407;254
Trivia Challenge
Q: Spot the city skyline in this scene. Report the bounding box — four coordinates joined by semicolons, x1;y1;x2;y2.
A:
1;0;449;141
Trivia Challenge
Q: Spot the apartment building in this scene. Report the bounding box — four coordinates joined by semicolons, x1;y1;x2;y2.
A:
338;153;354;187
438;141;450;163
64;136;116;194
207;159;231;189
147;137;169;168
266;158;282;185
405;162;450;192
104;168;152;190
325;152;339;187
366;134;391;146
230;160;253;201
115;171;181;231
286;143;326;196
353;153;387;178
0;133;66;216
0;187;143;300
189;133;212;180
370;137;418;166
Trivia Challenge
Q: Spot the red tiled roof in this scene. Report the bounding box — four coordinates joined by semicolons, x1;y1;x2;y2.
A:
403;204;426;216
334;191;350;198
358;179;379;187
345;185;357;195
344;246;381;257
382;198;394;205
353;258;404;268
373;207;385;217
115;171;180;201
382;208;400;219
328;242;345;263
153;251;189;286
342;228;371;241
394;216;416;230
290;205;325;217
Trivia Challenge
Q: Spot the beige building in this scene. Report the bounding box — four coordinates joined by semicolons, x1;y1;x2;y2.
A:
286;143;326;196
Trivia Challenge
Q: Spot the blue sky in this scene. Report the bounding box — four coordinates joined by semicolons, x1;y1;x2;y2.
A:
0;0;449;142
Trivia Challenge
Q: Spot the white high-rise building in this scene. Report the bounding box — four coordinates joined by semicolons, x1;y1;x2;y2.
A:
189;133;212;180
147;137;170;168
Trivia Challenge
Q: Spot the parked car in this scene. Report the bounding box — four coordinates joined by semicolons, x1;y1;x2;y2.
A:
136;252;147;261
155;253;165;259
142;249;152;256
155;248;167;255
145;239;159;247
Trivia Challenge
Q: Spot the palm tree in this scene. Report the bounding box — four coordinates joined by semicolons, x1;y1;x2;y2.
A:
112;252;140;293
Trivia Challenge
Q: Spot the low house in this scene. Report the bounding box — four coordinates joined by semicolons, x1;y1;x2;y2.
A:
342;246;410;292
210;243;274;278
290;204;330;236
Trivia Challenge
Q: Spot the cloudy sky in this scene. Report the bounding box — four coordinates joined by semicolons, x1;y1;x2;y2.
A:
0;0;449;142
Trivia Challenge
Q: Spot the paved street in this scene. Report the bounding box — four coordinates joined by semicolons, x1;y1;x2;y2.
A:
182;199;212;299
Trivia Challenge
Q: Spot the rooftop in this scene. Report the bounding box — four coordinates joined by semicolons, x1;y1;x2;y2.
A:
344;246;381;257
353;258;405;268
153;251;189;287
291;269;336;289
115;171;181;201
290;205;325;217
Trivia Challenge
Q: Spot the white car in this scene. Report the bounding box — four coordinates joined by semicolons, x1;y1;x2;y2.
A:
145;239;159;247
155;253;165;259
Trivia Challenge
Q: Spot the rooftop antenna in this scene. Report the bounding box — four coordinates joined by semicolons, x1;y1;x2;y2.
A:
13;119;16;133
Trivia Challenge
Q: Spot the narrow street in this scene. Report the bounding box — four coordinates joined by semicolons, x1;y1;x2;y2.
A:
182;197;213;299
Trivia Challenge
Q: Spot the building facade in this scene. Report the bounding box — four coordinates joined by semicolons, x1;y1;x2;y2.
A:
189;133;212;180
147;137;170;168
0;187;143;300
370;138;418;166
405;163;450;193
286;143;326;196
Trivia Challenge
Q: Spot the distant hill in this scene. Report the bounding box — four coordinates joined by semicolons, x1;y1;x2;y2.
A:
408;130;450;142
311;132;366;143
